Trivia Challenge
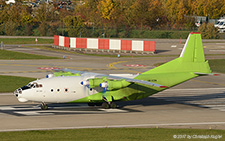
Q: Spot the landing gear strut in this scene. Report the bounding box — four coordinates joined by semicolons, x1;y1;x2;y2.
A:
41;102;48;110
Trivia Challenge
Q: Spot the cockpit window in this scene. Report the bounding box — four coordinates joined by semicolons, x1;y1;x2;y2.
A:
21;82;43;90
21;85;31;90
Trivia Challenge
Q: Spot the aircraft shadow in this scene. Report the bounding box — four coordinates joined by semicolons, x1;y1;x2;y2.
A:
117;91;225;108
154;50;170;54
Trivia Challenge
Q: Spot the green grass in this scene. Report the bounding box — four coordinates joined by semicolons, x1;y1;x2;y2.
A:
209;59;225;74
0;128;224;140
0;50;59;59
0;38;53;44
0;75;35;92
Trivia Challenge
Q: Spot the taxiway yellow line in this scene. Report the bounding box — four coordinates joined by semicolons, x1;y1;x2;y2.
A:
106;61;127;69
106;61;144;74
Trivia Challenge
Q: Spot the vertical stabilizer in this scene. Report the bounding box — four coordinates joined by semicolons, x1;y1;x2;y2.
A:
141;32;211;75
180;32;205;63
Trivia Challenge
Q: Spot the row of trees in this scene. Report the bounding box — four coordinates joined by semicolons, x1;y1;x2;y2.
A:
0;0;224;38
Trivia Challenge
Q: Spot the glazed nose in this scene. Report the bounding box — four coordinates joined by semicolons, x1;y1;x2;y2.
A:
14;88;22;97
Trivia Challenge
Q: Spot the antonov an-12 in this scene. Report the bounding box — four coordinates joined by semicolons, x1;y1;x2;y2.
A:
14;32;215;110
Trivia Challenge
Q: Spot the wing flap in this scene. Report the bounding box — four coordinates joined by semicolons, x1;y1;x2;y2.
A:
194;72;219;76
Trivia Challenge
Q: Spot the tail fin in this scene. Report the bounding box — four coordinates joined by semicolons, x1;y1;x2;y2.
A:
179;32;205;62
142;32;211;74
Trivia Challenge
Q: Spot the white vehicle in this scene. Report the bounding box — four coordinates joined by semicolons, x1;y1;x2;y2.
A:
215;19;225;27
216;19;225;33
5;0;15;4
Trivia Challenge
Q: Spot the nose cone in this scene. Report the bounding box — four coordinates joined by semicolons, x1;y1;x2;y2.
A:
13;88;28;102
14;89;21;97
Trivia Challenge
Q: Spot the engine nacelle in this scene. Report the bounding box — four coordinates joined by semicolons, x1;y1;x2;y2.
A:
99;80;130;90
46;74;54;78
107;80;130;90
81;80;90;86
88;78;104;88
99;82;108;88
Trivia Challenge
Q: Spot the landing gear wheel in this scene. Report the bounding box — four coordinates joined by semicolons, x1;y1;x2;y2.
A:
110;102;117;109
41;103;48;110
102;102;110;109
95;102;102;106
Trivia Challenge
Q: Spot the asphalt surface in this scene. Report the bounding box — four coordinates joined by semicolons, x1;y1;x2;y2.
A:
0;41;225;131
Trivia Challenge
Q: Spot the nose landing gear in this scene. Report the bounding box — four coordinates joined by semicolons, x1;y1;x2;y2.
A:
41;102;48;110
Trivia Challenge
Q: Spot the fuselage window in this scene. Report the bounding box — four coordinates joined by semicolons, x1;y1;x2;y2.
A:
65;88;68;92
51;89;53;92
57;89;60;92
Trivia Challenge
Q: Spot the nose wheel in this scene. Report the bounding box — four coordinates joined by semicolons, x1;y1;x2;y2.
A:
41;102;48;110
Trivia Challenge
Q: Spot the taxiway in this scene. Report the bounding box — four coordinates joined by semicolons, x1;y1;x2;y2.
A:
0;42;225;131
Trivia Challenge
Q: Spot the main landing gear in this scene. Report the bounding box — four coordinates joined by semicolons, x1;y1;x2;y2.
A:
88;102;117;109
101;96;117;109
40;102;48;110
101;102;117;109
87;97;118;109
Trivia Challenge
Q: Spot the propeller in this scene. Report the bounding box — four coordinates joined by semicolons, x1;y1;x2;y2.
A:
99;82;109;101
81;80;90;94
81;80;90;88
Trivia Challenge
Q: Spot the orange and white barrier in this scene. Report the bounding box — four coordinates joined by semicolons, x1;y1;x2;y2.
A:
54;35;155;52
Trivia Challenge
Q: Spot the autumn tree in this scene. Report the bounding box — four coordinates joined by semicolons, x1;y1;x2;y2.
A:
63;15;85;37
147;0;164;28
198;23;219;39
98;0;118;20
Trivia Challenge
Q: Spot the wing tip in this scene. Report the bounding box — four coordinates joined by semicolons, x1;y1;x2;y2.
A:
160;86;168;88
190;32;201;34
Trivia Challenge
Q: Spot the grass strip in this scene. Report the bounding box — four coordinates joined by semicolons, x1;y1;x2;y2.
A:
0;128;224;140
0;50;59;59
0;38;53;44
208;59;225;74
0;75;36;93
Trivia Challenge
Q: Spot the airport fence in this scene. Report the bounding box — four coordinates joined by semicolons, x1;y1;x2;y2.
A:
54;35;155;54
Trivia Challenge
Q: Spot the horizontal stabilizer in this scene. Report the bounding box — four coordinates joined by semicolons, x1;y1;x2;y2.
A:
194;72;219;76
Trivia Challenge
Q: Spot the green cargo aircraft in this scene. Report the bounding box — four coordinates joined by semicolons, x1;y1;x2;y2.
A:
14;32;214;110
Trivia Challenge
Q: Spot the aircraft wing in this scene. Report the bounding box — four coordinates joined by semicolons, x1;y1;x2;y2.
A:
94;74;167;88
56;68;167;88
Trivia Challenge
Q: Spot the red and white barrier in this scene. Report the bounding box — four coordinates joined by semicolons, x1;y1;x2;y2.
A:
54;35;155;52
59;36;64;47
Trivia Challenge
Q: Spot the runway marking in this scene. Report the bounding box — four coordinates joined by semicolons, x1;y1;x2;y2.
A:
171;45;177;48
0;105;130;116
106;61;127;69
106;61;143;74
2;122;225;132
123;64;147;67
210;50;225;52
